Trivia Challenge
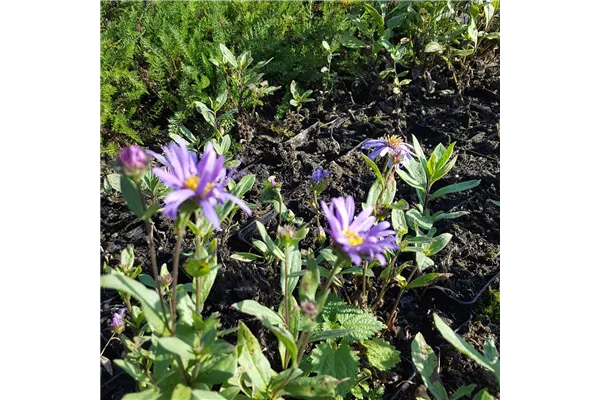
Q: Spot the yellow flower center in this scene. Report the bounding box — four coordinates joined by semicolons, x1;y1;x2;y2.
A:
184;176;200;191
384;135;404;149
201;182;215;197
343;229;363;246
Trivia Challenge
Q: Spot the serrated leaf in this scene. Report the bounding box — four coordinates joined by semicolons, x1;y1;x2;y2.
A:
424;233;452;257
233;300;285;327
361;339;400;371
310;342;359;397
319;297;385;342
433;314;499;382
412;333;449;400
430;180;480;201
308;329;354;342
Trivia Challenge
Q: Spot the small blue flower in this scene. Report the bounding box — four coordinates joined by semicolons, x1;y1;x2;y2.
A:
312;166;332;183
362;135;416;169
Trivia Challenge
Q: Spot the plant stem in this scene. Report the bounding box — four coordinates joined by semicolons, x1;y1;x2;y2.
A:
371;253;399;310
195;276;204;314
283;244;291;328
376;165;393;208
361;261;369;309
137;183;171;334
170;232;183;330
422;183;432;215
278;189;284;229
100;332;118;358
318;259;344;309
386;267;418;329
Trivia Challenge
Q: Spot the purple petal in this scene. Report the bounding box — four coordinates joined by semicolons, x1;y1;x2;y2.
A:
200;200;221;230
332;197;350;228
147;150;167;166
220;192;252;216
152;167;182;189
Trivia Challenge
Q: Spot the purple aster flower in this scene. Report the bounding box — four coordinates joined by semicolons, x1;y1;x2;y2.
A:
320;196;399;266
149;138;251;229
362;135;416;169
268;177;278;187
119;145;148;179
312;166;332;183
110;308;126;332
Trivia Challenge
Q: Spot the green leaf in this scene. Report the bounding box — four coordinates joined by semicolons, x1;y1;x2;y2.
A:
483;337;499;365
433;314;499;382
120;175;145;217
436;143;455;170
158;337;195;360
114;359;146;382
406;273;443;289
284;375;340;399
308;329;355;342
366;181;383;207
122;389;161;400
391;209;408;235
424;41;444;53
472;389;496;400
219;174;255;220
426;152;437;179
404;157;428;189
282;246;302;295
219;44;237;67
195;101;216;128
106;173;121;192
415;252;435;273
364;4;384;30
101;274;167;334
361;153;384;184
310;342;359;397
340;33;367;49
263;319;298;363
172;384;192;400
255;221;285;261
430;180;480;201
196;265;218;313
236;322;274;395
411;333;449;400
231;252;262;262
252;240;268;254
300;251;320;302
406;209;433;230
432;211;470;222
424;233;452;257
318;297;385;342
233;300;285;327
322;40;331;51
191;390;228;400
361;338;400;371
197;353;237;385
450;384;477;400
484;2;495;29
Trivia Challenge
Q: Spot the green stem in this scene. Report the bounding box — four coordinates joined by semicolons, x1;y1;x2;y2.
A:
137;185;171;334
371;253;399;310
195;276;204;314
317;259;345;309
376;166;393;208
361;261;369;309
422;183;432;215
284;245;291;328
386;267;418;329
170;232;183;331
278;189;284;229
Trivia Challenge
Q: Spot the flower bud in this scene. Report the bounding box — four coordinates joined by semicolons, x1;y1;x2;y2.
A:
317;227;326;245
110;308;126;334
119;145;148;181
301;300;319;320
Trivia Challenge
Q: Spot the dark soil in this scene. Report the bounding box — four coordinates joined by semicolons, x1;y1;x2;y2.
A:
101;65;499;399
